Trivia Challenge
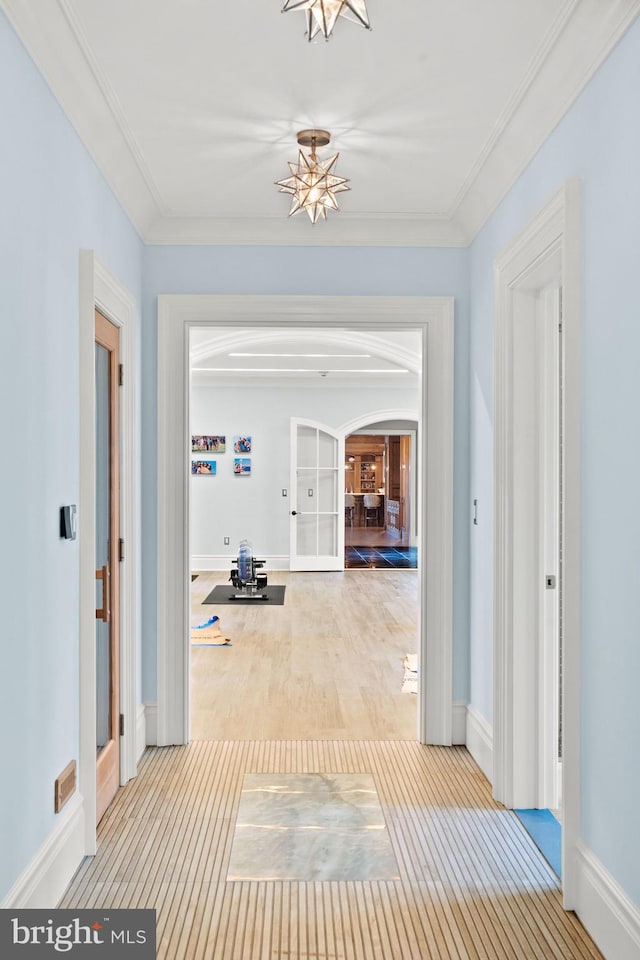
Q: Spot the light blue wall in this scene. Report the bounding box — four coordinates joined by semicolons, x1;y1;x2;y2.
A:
469;17;640;906
0;12;143;902
191;382;420;559
142;246;471;704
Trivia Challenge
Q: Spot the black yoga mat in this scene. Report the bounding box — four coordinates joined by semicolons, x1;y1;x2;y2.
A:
202;585;286;605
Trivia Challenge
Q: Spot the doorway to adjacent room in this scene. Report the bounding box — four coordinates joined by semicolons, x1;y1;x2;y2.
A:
344;427;417;569
156;294;455;748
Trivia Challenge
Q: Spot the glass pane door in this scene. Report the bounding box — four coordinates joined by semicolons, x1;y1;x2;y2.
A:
290;420;344;571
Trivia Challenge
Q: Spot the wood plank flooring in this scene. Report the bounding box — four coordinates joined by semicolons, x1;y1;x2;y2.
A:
190;571;418;740
61;741;603;960
345;526;411;547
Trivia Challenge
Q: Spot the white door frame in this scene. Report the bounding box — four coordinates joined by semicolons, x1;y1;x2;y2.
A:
538;287;562;812
493;180;581;907
78;252;138;852
156;295;454;748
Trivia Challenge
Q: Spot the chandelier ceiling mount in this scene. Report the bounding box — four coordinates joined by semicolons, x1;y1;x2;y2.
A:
275;129;350;224
281;0;371;42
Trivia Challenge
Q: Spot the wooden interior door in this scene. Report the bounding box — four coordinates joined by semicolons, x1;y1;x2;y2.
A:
95;309;120;823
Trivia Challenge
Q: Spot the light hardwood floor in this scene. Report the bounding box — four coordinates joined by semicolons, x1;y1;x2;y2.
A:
61;741;603;960
190;570;418;740
344;526;411;547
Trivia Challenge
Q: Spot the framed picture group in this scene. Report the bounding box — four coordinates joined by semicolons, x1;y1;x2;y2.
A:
191;434;252;476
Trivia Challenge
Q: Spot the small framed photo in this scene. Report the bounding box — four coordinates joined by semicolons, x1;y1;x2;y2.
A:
233;435;252;454
192;435;226;453
233;457;251;476
191;459;216;476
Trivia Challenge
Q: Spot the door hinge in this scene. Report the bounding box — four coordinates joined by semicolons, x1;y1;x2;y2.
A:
119;713;125;737
118;363;124;386
119;538;125;562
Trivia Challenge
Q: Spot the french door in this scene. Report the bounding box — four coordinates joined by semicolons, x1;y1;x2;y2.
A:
95;310;120;823
289;419;344;571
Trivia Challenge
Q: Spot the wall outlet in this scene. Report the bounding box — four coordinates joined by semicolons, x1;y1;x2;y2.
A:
223;536;230;545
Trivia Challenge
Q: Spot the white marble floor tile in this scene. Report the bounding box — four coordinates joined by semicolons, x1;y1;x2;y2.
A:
227;773;399;881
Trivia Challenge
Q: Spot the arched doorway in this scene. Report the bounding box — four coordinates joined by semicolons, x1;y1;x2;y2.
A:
340;412;418;569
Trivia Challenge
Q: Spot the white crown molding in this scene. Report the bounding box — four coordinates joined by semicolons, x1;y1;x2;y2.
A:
448;0;580;217
4;0;638;245
143;213;470;247
455;0;640;239
1;0;158;237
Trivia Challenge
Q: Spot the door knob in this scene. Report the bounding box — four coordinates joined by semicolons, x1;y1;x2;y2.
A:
290;510;298;516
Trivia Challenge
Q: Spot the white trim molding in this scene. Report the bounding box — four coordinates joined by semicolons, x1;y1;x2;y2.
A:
136;704;147;763
455;0;640;239
452;701;468;745
157;295;454;747
3;0;637;245
466;706;494;783
78;251;139;854
493;180;581;907
143;702;158;747
0;794;84;909
575;842;640;960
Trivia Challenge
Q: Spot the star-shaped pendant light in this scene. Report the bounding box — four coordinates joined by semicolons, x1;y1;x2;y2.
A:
276;130;350;223
282;0;370;42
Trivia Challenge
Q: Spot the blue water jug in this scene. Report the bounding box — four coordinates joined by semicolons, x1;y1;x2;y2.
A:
237;539;252;582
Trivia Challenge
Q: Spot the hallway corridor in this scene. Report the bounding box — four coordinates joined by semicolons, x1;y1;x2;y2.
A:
60;740;602;959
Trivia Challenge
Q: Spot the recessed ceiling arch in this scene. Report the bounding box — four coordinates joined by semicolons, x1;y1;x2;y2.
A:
190;327;421;373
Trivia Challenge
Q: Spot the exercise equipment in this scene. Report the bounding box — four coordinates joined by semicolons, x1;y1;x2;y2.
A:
229;539;268;600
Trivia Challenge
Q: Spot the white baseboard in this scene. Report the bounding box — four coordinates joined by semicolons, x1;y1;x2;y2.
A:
144;701;158;746
136;703;147;762
0;793;85;908
575;841;640;960
466;705;493;783
192;555;290;572
452;700;468;745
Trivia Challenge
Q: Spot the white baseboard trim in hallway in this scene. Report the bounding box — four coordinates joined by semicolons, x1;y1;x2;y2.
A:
452;700;468;744
144;701;158;746
576;841;640;960
136;703;147;763
0;794;85;908
466;704;493;782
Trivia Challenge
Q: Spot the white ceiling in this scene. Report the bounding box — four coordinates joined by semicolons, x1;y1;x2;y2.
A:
3;0;638;244
190;327;421;385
